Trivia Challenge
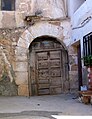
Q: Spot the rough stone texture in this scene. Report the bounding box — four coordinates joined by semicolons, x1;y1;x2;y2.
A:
16;0;32;14
0;0;67;28
68;46;78;94
15;55;27;62
0;28;24;42
28;21;64;40
15;12;25;27
18;84;29;96
0;45;13;82
0;78;17;96
2;12;16;28
0;28;24;96
0;19;73;96
0;46;18;96
13;62;28;72
33;0;66;19
69;71;78;93
15;72;28;85
71;64;78;71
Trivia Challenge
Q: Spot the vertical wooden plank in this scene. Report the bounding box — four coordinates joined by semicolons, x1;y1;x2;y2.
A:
27;52;31;97
35;52;39;95
60;50;63;92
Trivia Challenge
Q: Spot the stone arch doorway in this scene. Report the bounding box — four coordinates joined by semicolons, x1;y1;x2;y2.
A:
15;21;70;96
29;36;69;96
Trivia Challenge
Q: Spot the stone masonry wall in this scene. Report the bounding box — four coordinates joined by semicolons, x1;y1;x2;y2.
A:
0;0;79;96
0;0;67;29
0;28;25;96
68;46;78;94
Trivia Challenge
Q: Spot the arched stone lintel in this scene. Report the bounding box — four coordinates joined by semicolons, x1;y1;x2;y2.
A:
17;22;68;51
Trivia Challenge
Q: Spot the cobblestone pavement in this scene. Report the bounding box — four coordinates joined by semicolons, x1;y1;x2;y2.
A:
0;93;92;119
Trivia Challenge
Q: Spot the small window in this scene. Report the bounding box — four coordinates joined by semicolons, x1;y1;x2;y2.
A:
1;0;15;11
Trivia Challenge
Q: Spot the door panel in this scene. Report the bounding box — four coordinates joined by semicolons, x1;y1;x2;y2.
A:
36;50;62;95
50;77;62;86
37;52;48;60
50;60;60;68
50;51;61;59
38;61;49;69
50;68;61;77
38;69;49;78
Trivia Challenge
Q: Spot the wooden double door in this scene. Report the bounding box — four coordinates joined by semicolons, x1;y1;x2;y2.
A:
36;50;62;95
29;37;69;96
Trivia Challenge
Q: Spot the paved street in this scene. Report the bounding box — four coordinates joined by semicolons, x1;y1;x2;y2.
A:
0;94;92;119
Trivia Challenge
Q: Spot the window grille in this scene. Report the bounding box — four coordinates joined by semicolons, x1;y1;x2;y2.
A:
83;32;92;66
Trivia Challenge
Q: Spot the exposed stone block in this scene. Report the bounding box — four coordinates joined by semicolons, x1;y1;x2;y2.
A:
69;71;78;91
15;46;28;56
13;62;28;72
15;55;27;62
15;12;24;27
15;72;28;85
18;84;29;96
20;30;34;46
71;64;78;71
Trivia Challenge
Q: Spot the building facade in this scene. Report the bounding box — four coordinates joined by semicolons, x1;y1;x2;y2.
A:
69;0;92;90
0;0;79;96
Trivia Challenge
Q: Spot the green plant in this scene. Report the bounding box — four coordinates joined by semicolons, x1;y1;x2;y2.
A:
81;55;92;66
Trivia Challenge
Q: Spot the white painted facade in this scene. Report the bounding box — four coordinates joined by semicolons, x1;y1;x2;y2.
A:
69;0;92;86
68;0;91;54
68;0;85;17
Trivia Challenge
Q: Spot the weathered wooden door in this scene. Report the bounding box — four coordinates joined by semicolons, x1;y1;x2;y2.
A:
29;36;69;96
36;50;62;95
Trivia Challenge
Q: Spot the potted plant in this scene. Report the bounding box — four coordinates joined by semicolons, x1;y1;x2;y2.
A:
81;55;92;67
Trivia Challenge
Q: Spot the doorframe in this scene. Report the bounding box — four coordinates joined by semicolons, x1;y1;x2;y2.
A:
28;36;69;96
77;43;83;91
